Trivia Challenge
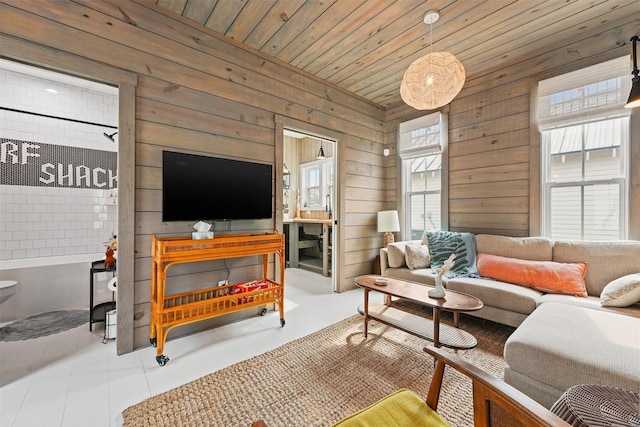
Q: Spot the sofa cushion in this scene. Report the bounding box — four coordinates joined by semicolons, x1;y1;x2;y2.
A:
552;240;640;297
446;277;541;315
386;240;422;268
504;303;640;400
384;267;438;287
475;235;552;261
405;245;430;270
477;253;588;297
600;273;640;307
537;294;640;318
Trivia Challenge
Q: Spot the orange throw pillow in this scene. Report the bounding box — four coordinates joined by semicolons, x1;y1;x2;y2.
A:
476;253;588;297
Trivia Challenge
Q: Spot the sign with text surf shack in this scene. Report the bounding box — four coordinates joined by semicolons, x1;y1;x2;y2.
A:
1;138;117;189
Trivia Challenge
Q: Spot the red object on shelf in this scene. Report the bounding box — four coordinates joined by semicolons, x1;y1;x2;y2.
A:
233;280;269;304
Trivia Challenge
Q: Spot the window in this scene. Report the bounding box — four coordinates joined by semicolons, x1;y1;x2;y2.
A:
399;112;446;239
300;158;333;210
538;56;630;240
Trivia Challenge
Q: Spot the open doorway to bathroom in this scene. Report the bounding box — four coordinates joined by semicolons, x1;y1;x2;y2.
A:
0;59;118;326
282;128;337;292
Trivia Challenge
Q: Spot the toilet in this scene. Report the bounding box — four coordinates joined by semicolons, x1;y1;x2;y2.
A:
0;280;18;304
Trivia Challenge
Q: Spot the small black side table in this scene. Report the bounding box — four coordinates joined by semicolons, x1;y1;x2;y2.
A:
89;260;116;331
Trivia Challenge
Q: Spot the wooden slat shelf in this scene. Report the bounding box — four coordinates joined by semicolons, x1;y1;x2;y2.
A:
150;232;285;366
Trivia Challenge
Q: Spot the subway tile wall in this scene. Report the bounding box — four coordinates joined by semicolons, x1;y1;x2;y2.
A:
0;63;118;262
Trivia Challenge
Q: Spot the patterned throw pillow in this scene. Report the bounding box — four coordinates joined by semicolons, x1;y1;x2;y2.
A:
600;274;640;307
404;245;430;270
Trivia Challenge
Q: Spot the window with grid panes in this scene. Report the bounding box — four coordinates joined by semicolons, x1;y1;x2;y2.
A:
399;112;446;240
538;56;630;240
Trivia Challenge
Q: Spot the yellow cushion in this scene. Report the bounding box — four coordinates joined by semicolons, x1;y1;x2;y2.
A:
332;389;450;427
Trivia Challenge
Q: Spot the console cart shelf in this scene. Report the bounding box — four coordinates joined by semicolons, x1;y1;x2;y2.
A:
150;232;285;366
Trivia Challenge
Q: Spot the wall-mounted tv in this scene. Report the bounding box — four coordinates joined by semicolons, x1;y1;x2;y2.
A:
162;151;273;222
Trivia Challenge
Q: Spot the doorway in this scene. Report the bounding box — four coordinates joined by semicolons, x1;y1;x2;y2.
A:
282;127;337;292
0;59;119;322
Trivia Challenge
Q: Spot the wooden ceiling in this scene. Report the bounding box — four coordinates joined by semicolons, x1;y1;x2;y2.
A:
152;0;637;110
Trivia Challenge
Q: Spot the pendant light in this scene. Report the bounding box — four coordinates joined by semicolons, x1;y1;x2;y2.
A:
400;10;465;110
625;35;640;109
317;142;325;159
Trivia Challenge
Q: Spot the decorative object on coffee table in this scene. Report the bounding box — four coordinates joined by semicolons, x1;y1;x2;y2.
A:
429;253;456;298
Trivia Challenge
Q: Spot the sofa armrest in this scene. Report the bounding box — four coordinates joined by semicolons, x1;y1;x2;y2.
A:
380;247;390;276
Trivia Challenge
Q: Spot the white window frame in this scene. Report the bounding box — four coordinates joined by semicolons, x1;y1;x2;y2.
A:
399;112;448;240
538;56;631;240
300;158;333;210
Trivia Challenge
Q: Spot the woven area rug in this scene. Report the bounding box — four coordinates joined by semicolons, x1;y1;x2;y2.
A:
123;302;515;426
0;309;88;342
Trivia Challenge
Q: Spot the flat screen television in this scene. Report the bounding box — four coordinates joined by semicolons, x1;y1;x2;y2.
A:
162;151;273;222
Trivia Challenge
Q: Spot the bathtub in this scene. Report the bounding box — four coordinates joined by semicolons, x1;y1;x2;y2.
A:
0;253;112;323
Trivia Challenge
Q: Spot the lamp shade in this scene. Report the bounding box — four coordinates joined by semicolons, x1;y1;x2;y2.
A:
625;35;640;109
377;210;400;233
626;76;640;108
400;51;465;110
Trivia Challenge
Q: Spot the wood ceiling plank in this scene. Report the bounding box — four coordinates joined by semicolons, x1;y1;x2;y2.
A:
462;0;635;78
289;0;391;70
358;0;629;107
351;0;517;99
315;0;439;81
303;0;425;76
225;0;277;43
262;0;337;57
181;0;216;26
460;10;636;97
204;0;246;34
275;0;366;64
362;0;630;107
155;0;187;14
242;0;306;50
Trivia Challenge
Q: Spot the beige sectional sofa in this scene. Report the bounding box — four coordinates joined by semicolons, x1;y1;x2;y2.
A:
379;233;640;408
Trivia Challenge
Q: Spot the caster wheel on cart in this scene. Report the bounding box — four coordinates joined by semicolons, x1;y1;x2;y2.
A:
156;355;169;366
280;319;286;327
260;308;268;316
150;338;157;347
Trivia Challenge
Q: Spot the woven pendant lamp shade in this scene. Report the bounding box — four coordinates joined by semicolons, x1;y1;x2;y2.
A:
400;51;466;110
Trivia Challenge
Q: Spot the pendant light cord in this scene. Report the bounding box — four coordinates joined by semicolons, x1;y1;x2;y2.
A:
631;36;639;78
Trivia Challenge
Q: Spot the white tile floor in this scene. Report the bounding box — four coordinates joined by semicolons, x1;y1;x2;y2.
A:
0;268;371;427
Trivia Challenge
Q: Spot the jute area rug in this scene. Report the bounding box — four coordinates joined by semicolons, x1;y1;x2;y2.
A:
123;302;515;427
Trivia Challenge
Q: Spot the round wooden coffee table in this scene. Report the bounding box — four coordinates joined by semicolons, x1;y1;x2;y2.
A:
354;275;483;349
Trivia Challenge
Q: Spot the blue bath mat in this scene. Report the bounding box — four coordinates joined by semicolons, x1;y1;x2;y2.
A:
0;309;88;341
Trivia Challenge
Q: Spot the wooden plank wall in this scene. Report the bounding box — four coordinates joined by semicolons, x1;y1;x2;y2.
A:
386;14;639;239
0;0;385;353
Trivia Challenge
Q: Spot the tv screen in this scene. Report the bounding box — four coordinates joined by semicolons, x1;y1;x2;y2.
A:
162;151;273;222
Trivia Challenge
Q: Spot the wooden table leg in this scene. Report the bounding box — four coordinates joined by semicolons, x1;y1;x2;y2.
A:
433;307;440;347
322;223;329;277
364;288;369;338
453;311;460;328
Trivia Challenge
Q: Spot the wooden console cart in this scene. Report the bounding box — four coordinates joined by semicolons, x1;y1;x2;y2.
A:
150;232;285;366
